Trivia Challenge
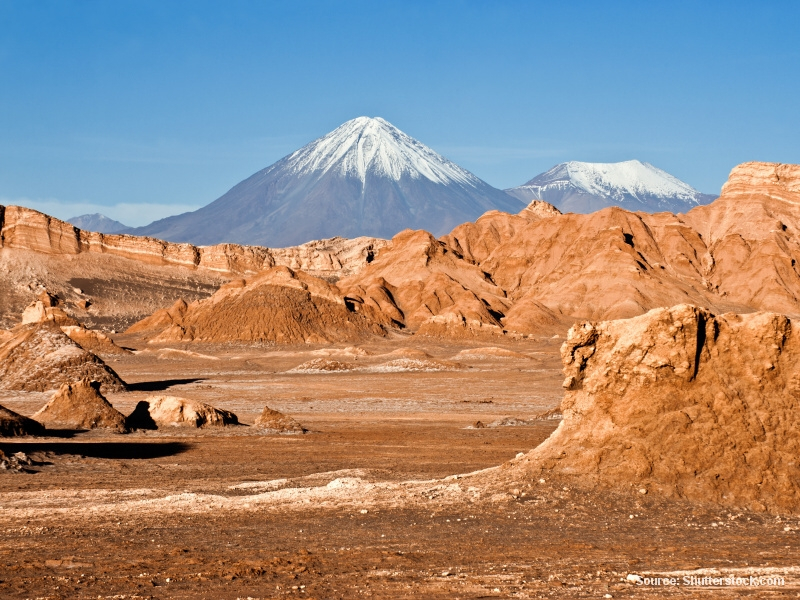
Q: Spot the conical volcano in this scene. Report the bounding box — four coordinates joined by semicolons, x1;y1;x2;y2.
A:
127;117;523;246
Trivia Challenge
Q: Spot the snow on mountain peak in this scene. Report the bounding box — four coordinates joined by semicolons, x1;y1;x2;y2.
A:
540;160;700;200
284;117;478;187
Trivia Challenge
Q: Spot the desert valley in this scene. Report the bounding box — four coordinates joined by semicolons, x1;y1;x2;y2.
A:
0;158;799;598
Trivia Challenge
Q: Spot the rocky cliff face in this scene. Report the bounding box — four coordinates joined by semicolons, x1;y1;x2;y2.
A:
0;205;386;329
0;205;386;277
512;304;800;513
717;161;800;201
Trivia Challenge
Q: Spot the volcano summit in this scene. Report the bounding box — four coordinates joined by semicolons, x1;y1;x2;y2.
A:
127;117;523;247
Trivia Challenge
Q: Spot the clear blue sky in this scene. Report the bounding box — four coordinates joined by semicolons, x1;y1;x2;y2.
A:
1;0;798;225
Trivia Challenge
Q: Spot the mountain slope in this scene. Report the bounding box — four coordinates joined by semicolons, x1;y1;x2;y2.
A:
127;117;523;246
505;160;717;213
68;213;129;233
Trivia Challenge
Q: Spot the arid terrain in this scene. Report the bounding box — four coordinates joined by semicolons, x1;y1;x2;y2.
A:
2;162;800;598
3;334;798;599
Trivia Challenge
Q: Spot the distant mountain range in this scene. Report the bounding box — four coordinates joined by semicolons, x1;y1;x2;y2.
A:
94;119;719;245
124;117;523;247
67;213;129;233
505;160;717;214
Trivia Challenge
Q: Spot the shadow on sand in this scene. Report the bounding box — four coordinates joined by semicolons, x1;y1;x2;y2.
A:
126;378;204;392
0;441;192;460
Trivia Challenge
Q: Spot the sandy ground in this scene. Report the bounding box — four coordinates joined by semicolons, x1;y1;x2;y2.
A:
1;334;799;598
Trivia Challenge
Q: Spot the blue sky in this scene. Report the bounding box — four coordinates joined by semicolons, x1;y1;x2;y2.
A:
1;0;798;226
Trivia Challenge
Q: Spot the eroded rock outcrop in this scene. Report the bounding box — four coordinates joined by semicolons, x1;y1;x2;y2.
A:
0;405;45;437
254;406;307;433
19;295;130;355
518;304;800;513
8;162;800;340
126;266;387;344
340;229;515;337
126;396;238;429
0;321;127;392
32;378;128;432
60;325;131;356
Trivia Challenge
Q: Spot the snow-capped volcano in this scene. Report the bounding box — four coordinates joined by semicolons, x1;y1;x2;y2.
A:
127;117;522;246
286;116;478;186
505;160;717;213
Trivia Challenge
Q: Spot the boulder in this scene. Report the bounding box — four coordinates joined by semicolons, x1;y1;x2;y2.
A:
254;406;306;433
126;396;238;429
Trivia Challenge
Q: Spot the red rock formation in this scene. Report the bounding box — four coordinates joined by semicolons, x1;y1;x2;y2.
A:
0;321;126;392
254;406;307;433
340;162;800;335
0;404;45;437
32;378;128;432
515;304;800;513
127;266;387;344
8;162;800;341
340;229;513;337
0;205;386;277
19;298;130;355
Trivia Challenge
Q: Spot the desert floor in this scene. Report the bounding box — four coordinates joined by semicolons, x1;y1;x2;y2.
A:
1;334;798;599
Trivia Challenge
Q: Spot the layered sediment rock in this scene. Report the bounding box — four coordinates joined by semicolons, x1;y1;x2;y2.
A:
8;162;800;340
340;161;800;335
519;304;800;513
340;229;516;337
19;295;130;355
0;205;386;278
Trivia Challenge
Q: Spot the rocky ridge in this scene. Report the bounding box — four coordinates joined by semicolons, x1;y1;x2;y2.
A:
9;161;800;342
20;292;130;355
338;161;800;336
0;205;386;278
